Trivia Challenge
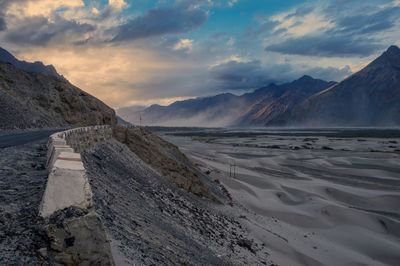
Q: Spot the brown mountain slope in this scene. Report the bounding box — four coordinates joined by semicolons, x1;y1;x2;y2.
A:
273;45;400;126
0;61;116;129
236;76;336;125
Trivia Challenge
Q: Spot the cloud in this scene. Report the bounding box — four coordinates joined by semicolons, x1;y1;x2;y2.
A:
7;0;84;18
112;6;207;42
0;0;104;46
173;38;194;52
91;7;100;16
108;0;127;11
264;2;400;57
0;17;6;31
208;59;292;91
305;65;352;82
209;60;271;90
4;15;96;46
0;0;17;31
334;6;400;35
266;35;383;57
208;57;352;91
227;0;238;7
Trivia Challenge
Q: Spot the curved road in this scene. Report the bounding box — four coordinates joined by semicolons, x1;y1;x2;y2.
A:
0;129;63;148
0;129;61;265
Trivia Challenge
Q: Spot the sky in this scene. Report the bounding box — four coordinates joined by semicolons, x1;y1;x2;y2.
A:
0;0;399;108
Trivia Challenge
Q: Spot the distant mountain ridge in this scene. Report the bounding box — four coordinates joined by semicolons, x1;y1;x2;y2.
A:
237;75;336;126
118;76;336;127
0;47;60;77
118;45;400;127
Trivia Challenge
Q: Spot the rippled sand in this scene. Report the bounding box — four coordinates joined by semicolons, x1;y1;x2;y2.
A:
165;131;400;266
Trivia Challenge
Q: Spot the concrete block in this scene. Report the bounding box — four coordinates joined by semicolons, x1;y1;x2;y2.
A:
41;126;113;217
47;135;66;150
40;156;92;217
47;145;74;169
46;140;68;159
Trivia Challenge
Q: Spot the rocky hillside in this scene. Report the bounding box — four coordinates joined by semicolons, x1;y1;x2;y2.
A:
277;45;400;126
0;50;116;129
82;138;269;265
113;126;227;202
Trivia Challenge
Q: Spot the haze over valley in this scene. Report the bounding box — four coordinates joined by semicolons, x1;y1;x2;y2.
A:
118;45;400;128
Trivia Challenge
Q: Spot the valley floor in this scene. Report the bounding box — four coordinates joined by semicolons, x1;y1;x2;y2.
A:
164;130;400;266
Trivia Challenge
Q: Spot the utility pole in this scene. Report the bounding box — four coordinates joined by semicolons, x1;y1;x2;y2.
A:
229;160;236;178
233;160;236;178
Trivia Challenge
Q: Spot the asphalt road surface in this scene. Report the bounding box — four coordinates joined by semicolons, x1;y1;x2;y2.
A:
0;129;61;264
0;129;63;148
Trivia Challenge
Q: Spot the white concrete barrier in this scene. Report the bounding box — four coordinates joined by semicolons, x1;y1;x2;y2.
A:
39;126;112;218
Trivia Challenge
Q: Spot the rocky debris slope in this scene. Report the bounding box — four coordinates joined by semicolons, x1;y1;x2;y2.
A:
0;61;116;130
113;126;227;202
82;139;271;265
0;140;49;265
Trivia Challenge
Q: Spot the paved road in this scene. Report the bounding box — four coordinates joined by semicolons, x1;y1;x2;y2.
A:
0;129;64;148
0;129;62;264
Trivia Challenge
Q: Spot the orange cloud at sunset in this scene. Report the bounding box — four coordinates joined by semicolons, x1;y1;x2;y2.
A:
18;44;200;107
7;0;85;18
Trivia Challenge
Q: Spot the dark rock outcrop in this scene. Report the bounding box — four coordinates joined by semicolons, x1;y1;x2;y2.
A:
43;207;114;265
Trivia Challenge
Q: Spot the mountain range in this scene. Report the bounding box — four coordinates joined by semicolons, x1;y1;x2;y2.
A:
0;47;116;129
118;45;400;127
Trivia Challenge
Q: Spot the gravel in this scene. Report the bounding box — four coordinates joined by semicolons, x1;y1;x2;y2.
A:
0;140;49;265
82;139;270;265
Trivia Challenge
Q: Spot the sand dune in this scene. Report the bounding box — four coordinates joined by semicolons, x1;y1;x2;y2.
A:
165;131;400;266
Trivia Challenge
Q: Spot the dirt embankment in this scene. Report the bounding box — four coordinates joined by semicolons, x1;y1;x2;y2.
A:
113;126;226;202
82;139;271;265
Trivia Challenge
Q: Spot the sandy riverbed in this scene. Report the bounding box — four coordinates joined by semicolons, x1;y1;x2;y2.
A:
164;129;400;266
